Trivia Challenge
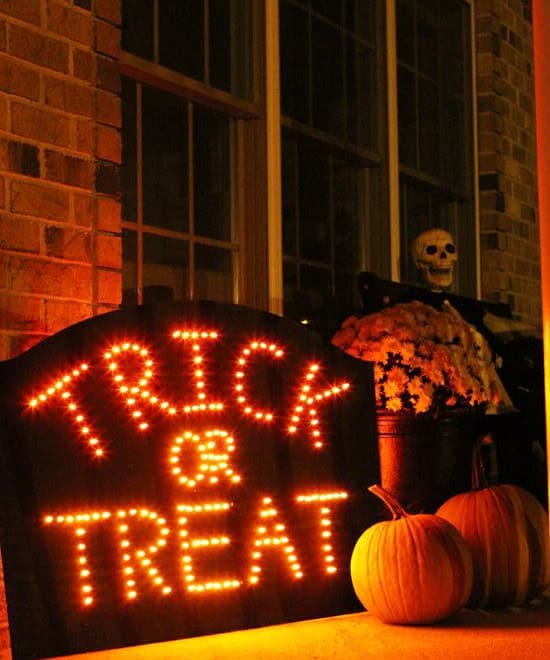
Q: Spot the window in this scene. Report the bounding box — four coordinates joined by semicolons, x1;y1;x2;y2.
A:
279;0;387;327
120;0;477;316
396;0;475;295
120;0;256;306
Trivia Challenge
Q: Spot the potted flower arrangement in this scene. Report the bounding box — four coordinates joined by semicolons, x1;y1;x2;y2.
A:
332;300;513;512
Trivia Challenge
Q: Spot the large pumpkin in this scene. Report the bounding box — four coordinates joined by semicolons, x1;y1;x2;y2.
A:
350;485;473;624
437;436;550;609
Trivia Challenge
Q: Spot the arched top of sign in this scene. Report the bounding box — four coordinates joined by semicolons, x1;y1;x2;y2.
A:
0;301;378;659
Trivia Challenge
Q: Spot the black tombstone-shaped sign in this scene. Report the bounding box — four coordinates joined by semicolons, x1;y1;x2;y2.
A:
0;302;379;659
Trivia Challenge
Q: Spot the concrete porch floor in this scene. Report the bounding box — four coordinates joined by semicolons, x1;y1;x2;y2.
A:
50;596;550;660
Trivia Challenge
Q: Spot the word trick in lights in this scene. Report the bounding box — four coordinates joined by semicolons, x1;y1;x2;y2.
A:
0;302;378;659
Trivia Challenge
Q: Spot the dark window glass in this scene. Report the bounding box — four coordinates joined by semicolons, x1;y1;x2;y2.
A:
299;146;330;262
280;2;309;123
122;229;138;305
159;0;204;79
300;264;332;310
142;86;188;232
193;107;231;241
122;0;153;60
282;140;298;256
396;0;414;65
418;78;439;175
417;15;438;78
209;0;231;92
347;39;375;148
209;0;252;98
312;18;344;136
311;0;342;23
121;77;137;222
333;159;360;304
143;235;189;301
345;0;375;42
194;245;233;302
398;66;417;167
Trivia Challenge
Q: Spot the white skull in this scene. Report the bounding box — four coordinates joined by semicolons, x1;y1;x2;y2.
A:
412;229;457;290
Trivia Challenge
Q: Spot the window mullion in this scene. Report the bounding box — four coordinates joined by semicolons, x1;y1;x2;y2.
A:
188;101;195;300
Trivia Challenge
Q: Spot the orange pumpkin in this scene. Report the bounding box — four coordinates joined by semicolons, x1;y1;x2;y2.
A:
437;436;550;609
350;485;473;624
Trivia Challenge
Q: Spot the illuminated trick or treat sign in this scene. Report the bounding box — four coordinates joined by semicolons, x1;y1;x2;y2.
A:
0;302;378;659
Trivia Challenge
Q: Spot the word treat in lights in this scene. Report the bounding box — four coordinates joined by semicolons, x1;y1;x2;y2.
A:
0;302;378;659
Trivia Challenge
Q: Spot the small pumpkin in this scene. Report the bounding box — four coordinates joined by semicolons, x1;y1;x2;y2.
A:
350;484;473;624
437;435;550;609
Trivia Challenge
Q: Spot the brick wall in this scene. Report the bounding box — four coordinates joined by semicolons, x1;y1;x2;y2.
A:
476;0;541;325
0;0;122;363
0;1;121;655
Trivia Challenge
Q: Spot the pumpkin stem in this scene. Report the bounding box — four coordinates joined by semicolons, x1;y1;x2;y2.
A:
368;484;409;520
471;434;496;490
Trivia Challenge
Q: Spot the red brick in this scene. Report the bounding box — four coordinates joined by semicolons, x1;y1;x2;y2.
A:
44;225;91;261
74;118;93;153
94;0;121;26
0;293;41;331
96;232;121;268
12;102;71;147
0;58;40;101
0;176;4;208
96;197;120;232
44;77;93;117
95;89;121;127
0;213;40;252
0;0;41;26
96;267;120;304
9;332;47;356
96;55;120;93
73;192;93;227
73;264;92;299
9;257;75;297
44;150;94;189
96;125;121;163
9;24;69;73
10;180;69;221
0;252;6;289
0;94;8;130
95;18;120;58
47;2;93;46
44;298;91;333
0;19;6;52
72;48;94;83
0;333;9;360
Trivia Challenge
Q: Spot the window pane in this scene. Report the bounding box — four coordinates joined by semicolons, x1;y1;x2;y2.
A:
121;77;137;222
282;140;298;256
142;86;188;232
418;78;439;176
347;39;376;148
122;0;153;60
194;244;233;302
143;235;189;302
193;107;231;241
312;18;344;137
300;264;332;311
398;66;417;167
311;0;342;23
299;146;330;262
210;0;252;99
122;229;137;306
418;10;438;79
345;0;376;42
333;160;361;309
396;0;414;65
280;1;309;123
159;0;204;80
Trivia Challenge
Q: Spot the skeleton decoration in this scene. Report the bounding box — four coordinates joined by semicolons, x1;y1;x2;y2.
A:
412;228;457;290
